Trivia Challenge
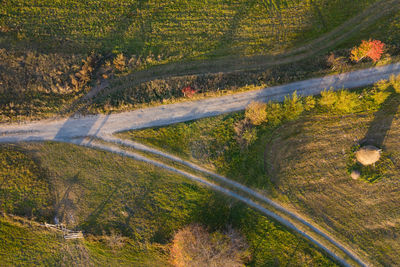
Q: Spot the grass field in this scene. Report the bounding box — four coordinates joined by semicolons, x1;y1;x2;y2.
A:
120;77;400;266
0;142;335;266
0;0;379;57
338;3;400;48
264;112;400;266
0;215;170;266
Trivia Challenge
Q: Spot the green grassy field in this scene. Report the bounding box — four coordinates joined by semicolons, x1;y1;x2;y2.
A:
0;0;379;57
0;214;172;266
119;77;400;265
0;142;335;266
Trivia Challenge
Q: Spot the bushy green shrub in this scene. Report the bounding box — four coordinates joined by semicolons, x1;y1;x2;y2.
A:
304;95;316;111
319;89;337;107
370;90;391;106
389;74;400;93
334;90;360;113
364;78;397;109
265;102;284;126
234;119;258;149
375;79;392;92
283;91;304;120
319;89;360;113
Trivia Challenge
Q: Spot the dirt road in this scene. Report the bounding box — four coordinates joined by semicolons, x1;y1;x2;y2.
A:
1;63;399;143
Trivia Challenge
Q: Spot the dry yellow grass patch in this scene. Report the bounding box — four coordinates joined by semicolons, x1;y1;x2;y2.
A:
266;113;400;266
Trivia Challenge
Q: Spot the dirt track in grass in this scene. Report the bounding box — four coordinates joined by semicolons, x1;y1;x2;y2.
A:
85;0;400;103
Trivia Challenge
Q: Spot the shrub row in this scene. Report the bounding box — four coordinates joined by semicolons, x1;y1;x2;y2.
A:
237;75;400;148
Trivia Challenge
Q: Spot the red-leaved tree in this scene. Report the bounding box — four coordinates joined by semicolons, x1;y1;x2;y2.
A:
181;86;197;98
350;39;385;62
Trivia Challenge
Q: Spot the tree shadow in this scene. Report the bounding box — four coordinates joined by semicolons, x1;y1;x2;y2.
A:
53;112;110;144
207;0;258;57
359;91;400;148
121;178;157;236
81;186;119;231
309;0;328;31
54;173;80;224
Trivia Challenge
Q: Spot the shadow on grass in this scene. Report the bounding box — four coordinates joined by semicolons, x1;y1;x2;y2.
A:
54;173;81;224
206;0;257;57
81;186;119;232
360;91;400;148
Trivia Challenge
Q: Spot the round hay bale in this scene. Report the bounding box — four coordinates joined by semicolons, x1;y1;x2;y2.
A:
355;145;381;166
350;170;361;180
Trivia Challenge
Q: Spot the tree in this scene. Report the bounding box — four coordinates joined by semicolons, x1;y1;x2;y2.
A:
170;224;249;267
245;101;268;125
181;86;197;98
283;91;304;120
113;53;126;72
319;89;360;113
350;39;385;62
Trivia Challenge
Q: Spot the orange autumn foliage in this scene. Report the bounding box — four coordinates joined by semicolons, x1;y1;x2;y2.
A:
350;39;385;62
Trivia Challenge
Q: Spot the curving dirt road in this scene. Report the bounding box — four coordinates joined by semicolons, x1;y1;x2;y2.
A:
99;136;369;266
71;137;364;267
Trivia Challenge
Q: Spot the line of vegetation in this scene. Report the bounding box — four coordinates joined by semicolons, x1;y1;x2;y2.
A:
88;46;399;114
1;38;398;122
120;75;400;185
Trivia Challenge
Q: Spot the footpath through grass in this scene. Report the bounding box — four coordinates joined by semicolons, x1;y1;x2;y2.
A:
120;77;400;266
0;142;336;266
